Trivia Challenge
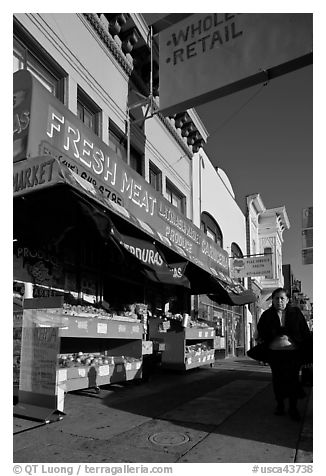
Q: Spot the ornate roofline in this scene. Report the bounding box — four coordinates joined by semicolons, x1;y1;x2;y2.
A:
83;13;193;160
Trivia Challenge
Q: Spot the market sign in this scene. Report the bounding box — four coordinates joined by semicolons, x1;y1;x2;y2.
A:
13;71;32;162
158;13;312;115
13;70;230;278
14;304;65;422
230;255;273;279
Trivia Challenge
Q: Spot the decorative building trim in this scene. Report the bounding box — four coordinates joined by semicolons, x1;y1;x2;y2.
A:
261;237;276;248
83;13;134;74
157;112;193;159
83;13;194;160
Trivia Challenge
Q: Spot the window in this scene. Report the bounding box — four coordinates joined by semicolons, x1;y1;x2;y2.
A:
252;239;256;255
149;161;162;192
130;149;144;176
231;243;244;284
206;226;217;243
13;21;66;101
165;180;186;215
77;87;101;135
231;242;243;259
109;125;127;162
109;122;144;176
201;211;223;247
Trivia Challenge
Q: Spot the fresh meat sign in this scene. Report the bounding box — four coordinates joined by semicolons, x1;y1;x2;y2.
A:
13;70;229;277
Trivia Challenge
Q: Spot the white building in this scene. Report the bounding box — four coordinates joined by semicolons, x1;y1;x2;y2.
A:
246;193;290;334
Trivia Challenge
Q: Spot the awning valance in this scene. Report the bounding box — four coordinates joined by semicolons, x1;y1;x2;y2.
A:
208;279;257;306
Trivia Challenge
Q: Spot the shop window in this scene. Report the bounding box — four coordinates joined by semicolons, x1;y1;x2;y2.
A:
13;20;66;101
201;211;223;247
77;87;101;136
165;179;186;215
149;161;162;192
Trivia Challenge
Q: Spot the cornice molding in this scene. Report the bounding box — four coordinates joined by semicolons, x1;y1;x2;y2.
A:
83;13;134;75
83;13;193;160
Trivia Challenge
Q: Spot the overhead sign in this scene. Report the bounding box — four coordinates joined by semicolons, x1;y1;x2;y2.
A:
159;13;312;115
230;255;273;278
13;70;230;279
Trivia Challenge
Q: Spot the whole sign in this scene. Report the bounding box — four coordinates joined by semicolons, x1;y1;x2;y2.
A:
13;70;230;278
159;13;312;115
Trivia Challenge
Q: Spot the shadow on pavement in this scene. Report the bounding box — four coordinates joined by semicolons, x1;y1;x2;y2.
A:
92;364;309;449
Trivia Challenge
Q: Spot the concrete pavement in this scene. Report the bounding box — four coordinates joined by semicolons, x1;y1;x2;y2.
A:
13;357;313;463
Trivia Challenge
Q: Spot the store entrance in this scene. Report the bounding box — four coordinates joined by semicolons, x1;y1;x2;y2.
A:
226;311;235;357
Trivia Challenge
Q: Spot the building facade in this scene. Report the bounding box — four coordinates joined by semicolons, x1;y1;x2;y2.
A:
13;12;255;357
282;265;313;330
192;153;249;357
246;193;290;337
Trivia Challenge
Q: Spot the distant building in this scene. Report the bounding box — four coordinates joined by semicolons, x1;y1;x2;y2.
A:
246;193;290;337
282;264;312;327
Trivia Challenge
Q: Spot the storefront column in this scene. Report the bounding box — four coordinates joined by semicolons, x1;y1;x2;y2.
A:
24;282;33;299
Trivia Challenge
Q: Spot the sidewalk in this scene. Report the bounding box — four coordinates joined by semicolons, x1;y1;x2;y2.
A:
13;358;313;463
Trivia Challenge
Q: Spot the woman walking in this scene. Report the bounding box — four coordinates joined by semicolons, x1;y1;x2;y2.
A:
257;287;311;421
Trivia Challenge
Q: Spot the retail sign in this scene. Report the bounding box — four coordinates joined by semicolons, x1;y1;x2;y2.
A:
13;156;56;195
13;70;229;277
19;323;60;395
230;255;273;278
158;13;312;115
15;303;65;421
13;70;32;162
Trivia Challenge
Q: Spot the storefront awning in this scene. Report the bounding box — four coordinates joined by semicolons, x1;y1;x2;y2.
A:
208;279;257;306
13;156;255;305
110;227;190;288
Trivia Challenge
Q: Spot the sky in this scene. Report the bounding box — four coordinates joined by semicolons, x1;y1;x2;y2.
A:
143;12;313;300
196;65;313;300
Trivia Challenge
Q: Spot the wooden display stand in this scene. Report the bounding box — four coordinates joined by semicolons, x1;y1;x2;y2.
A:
149;318;215;370
14;297;144;422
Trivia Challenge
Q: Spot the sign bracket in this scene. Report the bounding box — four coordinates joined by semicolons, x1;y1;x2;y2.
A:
126;25;160;165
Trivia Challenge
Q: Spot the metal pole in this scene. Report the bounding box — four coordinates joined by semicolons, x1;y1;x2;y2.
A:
199;158;202;217
149;25;153;112
127;106;130;166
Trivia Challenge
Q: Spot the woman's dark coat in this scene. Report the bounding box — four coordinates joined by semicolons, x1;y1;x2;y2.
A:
257;305;312;363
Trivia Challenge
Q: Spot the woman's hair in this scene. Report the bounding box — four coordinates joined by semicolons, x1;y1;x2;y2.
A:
272;287;289;299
